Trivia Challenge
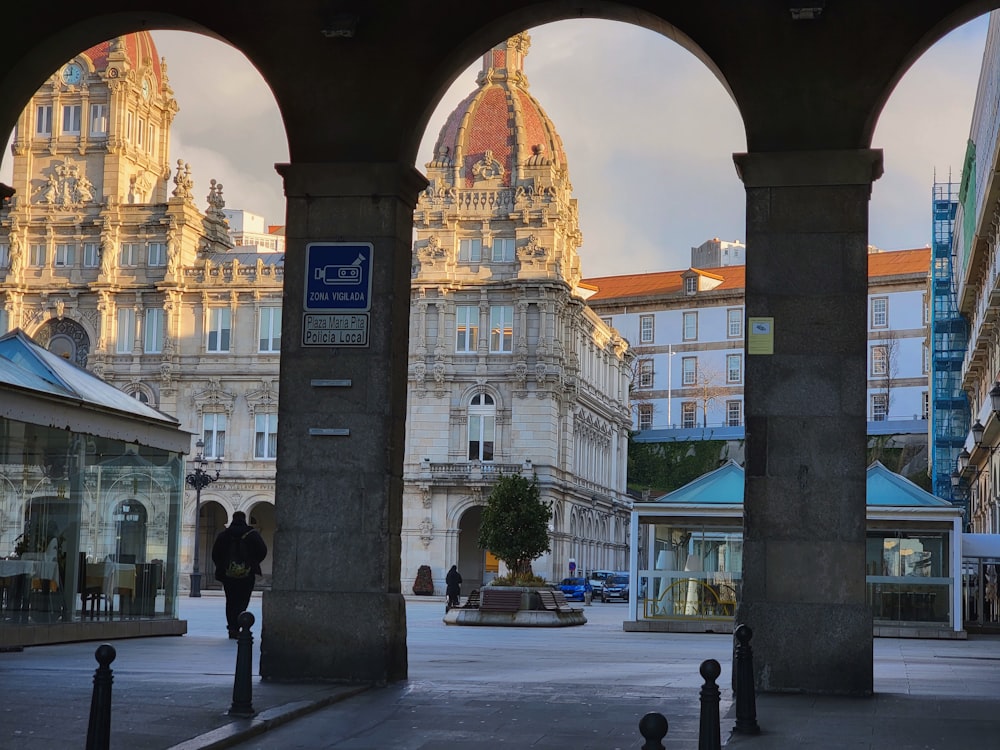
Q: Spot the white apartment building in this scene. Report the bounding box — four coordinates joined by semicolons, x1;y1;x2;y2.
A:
584;248;930;435
223;208;285;253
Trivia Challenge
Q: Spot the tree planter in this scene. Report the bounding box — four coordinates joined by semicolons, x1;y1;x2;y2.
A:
442;585;587;627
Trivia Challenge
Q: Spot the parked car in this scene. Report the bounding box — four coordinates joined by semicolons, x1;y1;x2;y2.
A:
588;570;616;601
602;574;630;602
558;577;592;602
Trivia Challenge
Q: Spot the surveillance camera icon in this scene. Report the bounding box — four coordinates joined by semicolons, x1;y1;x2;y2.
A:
314;254;365;286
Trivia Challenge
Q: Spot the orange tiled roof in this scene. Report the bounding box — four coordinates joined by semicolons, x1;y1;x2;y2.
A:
582;248;930;301
867;248;930;278
582;266;745;301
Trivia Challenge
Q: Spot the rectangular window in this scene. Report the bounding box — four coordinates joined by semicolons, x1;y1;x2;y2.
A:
126;111;133;141
726;400;742;427
137;117;145;147
922;344;929;374
682;356;697;386
601;316;612;328
258;307;282;352
637;403;653;431
54;243;75;267
683;311;698;341
61;104;82;135
119;243;140;266
90;103;108;136
727;308;743;338
638;359;654;389
36;105;52;135
254;413;278;459
871;297;888;328
922;293;930;325
202;414;227;459
30;244;46;267
83;242;99;268
207;307;231;352
0;309;8;334
727;353;742;383
489;306;513;353
148;124;155;156
685;276;697;294
455;305;478;353
872;393;888;422
922;391;929;420
871;345;888;376
147;242;166;267
116;307;134;353
639;315;654;344
491;238;515;262
458;238;482;263
0;244;9;267
681;402;696;429
144;308;164;353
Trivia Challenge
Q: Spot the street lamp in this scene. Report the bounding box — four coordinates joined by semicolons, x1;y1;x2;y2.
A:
972;420;985;446
186;439;221;597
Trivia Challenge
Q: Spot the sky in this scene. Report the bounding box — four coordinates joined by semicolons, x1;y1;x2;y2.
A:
1;17;991;278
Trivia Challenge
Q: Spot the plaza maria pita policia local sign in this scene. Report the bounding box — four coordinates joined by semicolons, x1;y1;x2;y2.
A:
302;242;374;347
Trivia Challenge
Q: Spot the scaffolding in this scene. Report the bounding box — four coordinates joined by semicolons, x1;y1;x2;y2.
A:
929;181;969;508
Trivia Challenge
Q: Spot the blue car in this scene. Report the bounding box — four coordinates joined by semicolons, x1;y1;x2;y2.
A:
558;577;592;602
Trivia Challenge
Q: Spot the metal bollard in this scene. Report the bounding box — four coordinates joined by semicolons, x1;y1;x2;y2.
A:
86;643;116;750
733;624;760;734
228;611;257;717
698;659;722;750
638;711;669;749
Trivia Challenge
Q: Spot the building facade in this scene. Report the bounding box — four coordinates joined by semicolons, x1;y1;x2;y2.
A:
953;12;1000;536
0;33;280;589
403;35;634;592
583;248;931;437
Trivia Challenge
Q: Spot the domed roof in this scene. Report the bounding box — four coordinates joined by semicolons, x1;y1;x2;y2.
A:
430;34;568;188
79;32;164;91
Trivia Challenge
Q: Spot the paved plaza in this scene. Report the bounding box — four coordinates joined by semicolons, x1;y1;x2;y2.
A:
0;594;997;748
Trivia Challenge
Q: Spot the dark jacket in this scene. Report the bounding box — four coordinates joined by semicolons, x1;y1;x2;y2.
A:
445;566;462;595
211;519;267;582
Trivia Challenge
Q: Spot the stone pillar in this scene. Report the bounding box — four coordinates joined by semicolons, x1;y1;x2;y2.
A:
733;150;881;696
260;162;426;682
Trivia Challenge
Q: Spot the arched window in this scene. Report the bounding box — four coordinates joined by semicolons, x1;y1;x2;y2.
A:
467;393;495;461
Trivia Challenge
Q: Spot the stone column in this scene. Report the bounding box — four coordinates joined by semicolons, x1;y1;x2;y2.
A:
260;162;426;682
733;149;882;696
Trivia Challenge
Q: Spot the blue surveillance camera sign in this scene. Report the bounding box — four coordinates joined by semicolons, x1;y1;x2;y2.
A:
303;242;373;347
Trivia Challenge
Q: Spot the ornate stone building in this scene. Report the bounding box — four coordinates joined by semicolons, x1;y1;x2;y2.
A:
403;35;634;592
0;32;279;589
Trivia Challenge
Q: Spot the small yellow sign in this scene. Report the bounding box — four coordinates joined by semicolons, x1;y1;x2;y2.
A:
747;317;774;355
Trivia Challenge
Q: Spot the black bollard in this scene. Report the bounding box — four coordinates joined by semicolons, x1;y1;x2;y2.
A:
638;711;669;749
86;643;116;750
228;611;257;717
698;659;722;750
733;624;760;734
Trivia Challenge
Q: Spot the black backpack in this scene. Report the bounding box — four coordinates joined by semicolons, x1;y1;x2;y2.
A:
225;530;255;579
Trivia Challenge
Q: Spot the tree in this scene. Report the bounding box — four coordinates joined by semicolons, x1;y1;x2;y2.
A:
691;363;728;427
478;475;552;579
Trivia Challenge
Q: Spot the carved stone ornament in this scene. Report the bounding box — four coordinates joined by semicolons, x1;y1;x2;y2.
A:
419;517;434;547
419;485;432;509
412;361;427;383
34;157;95;207
472;149;504;182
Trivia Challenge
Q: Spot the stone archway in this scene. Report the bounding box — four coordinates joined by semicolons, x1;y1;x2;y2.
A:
33;317;91;368
196;500;228;591
246;501;275;584
456;505;485;589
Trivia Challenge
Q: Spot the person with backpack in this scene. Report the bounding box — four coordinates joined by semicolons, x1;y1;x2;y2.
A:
211;511;267;639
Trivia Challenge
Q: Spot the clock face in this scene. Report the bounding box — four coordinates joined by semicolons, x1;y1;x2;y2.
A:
141;77;151;99
62;63;83;85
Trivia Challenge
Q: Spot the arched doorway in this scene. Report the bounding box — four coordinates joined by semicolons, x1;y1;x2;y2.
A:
247;501;275;585
112;499;147;562
32;318;91;368
197;500;228;590
457;505;486;588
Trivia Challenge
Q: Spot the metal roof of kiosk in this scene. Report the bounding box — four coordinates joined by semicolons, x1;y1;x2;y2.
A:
0;329;190;454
